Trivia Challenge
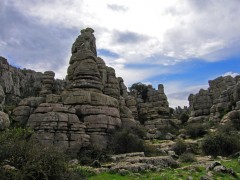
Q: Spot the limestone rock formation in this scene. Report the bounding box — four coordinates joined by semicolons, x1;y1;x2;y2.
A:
0;56;65;105
27;103;90;155
11;28;140;154
39;71;55;96
189;75;240;123
0;111;10;130
13;97;45;126
127;83;172;132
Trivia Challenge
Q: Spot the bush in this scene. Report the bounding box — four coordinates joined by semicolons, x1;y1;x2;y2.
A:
172;140;187;155
109;128;145;154
179;153;197;163
0;128;68;180
217;123;236;134
202;133;240;157
77;146;112;165
185;123;207;138
179;113;189;124
129;82;148;101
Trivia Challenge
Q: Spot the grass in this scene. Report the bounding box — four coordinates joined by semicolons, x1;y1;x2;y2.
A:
88;159;240;180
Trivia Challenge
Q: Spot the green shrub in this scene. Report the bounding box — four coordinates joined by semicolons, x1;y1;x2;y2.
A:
172;140;187;155
179;113;189;124
202;133;240;157
77;146;112;165
0;128;68;180
129;82;148;102
179;153;197;162
130;125;146;139
109;128;145;154
185;123;207;138
217;123;236;134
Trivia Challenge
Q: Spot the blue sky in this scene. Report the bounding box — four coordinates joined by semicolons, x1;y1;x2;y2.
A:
0;0;240;107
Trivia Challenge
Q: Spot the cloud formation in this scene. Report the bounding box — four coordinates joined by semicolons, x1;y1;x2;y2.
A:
1;0;240;106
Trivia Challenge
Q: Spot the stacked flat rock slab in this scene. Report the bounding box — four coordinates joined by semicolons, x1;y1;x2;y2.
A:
132;84;171;130
12;28;139;153
138;85;170;121
68;28;103;92
0;56;65;105
13;97;45;126
125;96;138;121
62;89;121;148
103;67;120;99
39;71;55;96
189;75;240;122
188;89;213;123
27;102;90;155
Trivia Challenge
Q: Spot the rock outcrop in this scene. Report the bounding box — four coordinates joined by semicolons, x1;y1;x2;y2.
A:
0;111;10;130
127;84;173;132
0;56;65;106
12;28;141;154
189;75;240;123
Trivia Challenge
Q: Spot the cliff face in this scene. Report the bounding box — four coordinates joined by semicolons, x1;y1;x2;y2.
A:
0;56;65;105
188;75;240;123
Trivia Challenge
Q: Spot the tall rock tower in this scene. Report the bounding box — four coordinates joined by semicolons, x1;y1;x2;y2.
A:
13;28;139;155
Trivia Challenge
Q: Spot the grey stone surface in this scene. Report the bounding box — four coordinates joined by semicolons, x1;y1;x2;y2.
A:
189;75;240;123
0;111;10;130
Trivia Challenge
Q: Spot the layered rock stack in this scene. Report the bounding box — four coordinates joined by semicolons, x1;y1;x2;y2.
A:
0;56;65;105
40;71;55;96
68;28;103;92
189;75;240;123
63;28;124;148
126;84;172;131
188;89;213;122
12;28;139;154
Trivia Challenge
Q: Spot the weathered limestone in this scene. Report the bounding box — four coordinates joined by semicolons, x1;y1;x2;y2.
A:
67;28;102;92
0;111;10;130
188;89;213;123
10;28;140;152
13;97;45;126
39;71;55;96
103;67;120;99
138;85;170;121
0;56;65;105
189;75;240;123
109;153;179;173
27;103;90;154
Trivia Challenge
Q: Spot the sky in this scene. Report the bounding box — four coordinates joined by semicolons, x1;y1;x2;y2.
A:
1;0;240;107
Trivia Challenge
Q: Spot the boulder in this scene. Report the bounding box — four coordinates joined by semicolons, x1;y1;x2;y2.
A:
0;111;10;130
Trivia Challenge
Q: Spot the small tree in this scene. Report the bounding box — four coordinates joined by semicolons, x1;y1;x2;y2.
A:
179;112;189;124
129;82;148;101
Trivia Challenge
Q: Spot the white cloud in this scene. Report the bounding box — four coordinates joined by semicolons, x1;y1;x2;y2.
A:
10;0;240;66
222;71;239;77
2;0;240;108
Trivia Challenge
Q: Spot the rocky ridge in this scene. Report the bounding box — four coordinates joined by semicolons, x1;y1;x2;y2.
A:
9;28;147;155
188;75;240;125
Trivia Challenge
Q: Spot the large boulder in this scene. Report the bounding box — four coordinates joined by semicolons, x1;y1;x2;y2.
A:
0;111;10;130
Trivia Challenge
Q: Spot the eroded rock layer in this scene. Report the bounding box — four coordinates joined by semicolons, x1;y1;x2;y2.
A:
189;75;240;123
